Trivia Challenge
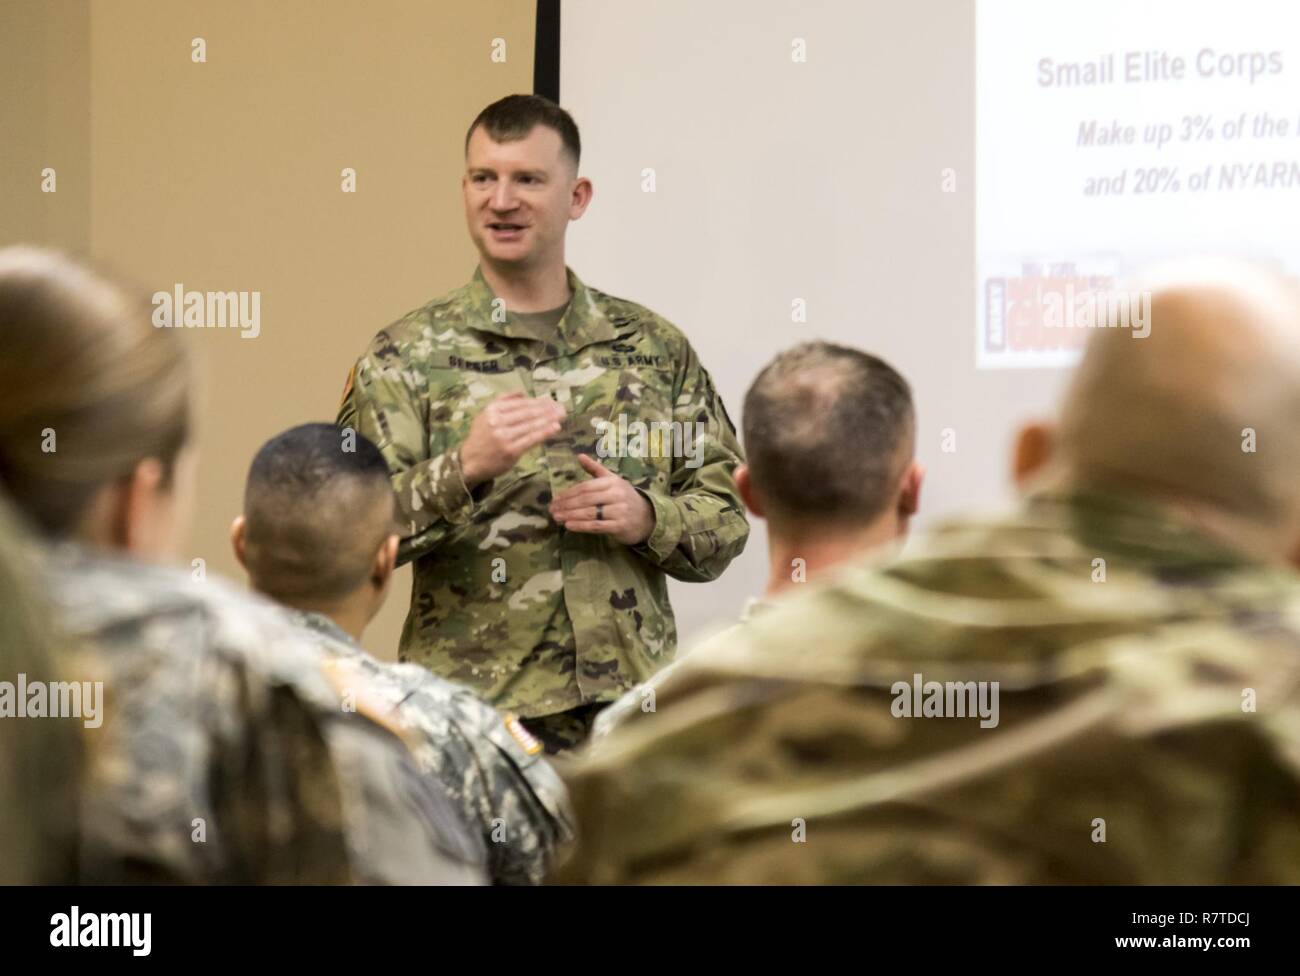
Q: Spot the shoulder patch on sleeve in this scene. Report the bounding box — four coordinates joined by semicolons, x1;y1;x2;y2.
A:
338;364;356;411
320;657;417;751
503;713;543;755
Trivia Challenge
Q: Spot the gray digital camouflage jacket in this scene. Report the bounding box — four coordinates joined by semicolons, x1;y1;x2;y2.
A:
43;546;485;884
287;608;575;884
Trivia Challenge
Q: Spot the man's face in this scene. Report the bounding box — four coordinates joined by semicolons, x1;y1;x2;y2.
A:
463;124;587;270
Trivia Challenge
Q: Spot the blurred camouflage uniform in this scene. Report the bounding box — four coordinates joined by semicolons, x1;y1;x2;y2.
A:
338;267;748;741
43;544;486;884
591;597;769;741
0;497;79;883
558;489;1300;884
285;607;575;884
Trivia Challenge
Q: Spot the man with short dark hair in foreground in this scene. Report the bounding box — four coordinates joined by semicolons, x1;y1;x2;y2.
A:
231;423;573;885
561;260;1300;884
593;342;923;739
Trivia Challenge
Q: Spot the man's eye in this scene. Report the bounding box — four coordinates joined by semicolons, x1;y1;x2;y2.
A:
472;174;492;184
519;176;538;185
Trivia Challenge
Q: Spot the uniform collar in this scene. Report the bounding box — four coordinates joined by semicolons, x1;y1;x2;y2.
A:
1023;486;1258;574
464;265;620;349
286;607;362;654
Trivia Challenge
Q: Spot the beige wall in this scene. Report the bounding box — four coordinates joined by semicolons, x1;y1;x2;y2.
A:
6;0;536;659
0;0;91;252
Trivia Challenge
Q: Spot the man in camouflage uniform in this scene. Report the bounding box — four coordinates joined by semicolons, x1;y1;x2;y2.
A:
232;423;575;883
338;95;748;752
44;543;486;884
592;342;922;740
558;260;1300;884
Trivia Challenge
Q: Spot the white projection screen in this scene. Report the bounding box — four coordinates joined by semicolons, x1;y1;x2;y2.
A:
561;0;1300;642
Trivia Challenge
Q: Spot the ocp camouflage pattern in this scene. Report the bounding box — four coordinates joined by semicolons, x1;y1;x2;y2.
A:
591;597;770;741
559;489;1300;884
338;267;748;718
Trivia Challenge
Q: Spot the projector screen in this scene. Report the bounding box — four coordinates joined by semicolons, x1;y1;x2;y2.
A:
560;0;1297;640
978;0;1300;367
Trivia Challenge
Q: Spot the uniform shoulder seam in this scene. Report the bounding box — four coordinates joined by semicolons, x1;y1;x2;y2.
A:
363;282;472;355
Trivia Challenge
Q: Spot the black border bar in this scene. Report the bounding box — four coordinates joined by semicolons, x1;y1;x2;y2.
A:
534;0;561;101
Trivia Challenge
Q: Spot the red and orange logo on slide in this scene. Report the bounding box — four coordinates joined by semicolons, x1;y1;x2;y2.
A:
985;264;1117;354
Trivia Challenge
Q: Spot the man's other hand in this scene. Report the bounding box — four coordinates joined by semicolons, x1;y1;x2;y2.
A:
550;454;655;545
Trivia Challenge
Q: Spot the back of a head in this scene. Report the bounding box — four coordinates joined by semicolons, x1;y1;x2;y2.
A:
1054;258;1300;559
742;341;915;532
242;423;398;606
0;246;191;538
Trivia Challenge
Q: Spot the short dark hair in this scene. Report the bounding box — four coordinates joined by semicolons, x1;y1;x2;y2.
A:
465;94;581;168
241;423;397;604
742;342;915;528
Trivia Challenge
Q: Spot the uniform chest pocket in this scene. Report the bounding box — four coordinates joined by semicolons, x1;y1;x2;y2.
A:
598;367;679;491
424;366;530;456
424;365;547;505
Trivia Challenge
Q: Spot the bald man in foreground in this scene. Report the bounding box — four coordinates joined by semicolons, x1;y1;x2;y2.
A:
557;259;1300;884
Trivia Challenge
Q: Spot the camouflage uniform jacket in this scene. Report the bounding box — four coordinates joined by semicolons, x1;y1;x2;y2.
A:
286;608;575;884
43;545;486;884
338;267;749;718
591;596;769;741
558;490;1300;884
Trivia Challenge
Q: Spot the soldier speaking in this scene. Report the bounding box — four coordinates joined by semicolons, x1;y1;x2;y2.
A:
338;95;749;753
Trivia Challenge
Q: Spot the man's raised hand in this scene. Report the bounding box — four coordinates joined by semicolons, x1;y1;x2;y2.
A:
458;392;565;488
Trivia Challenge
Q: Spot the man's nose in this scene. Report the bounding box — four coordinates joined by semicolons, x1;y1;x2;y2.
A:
490;181;519;212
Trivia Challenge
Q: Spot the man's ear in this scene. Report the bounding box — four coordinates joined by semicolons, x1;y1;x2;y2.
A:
1013;421;1056;490
569;176;593;220
372;533;399;595
897;461;924;520
734;464;764;519
229;515;248;570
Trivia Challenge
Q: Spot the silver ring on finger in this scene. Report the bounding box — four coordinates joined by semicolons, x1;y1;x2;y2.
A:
595;503;605;521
